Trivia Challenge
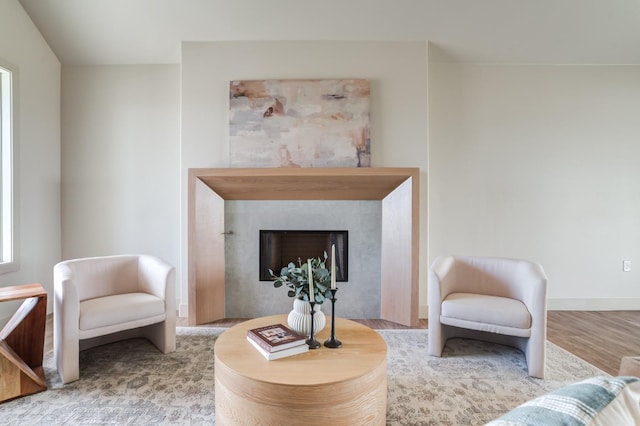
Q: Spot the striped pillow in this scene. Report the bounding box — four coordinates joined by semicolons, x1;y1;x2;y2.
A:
488;376;640;426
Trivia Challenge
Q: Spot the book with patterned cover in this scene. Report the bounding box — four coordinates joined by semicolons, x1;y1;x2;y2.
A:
246;336;309;360
246;323;306;353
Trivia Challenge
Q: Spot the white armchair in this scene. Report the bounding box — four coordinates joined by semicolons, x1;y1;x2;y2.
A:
428;255;547;378
53;254;176;384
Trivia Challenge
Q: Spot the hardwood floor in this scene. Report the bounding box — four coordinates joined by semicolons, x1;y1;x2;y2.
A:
546;311;640;375
179;311;640;376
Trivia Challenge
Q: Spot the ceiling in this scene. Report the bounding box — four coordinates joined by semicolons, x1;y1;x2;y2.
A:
18;0;640;66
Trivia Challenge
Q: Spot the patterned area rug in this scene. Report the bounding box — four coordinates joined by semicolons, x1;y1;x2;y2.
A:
0;327;605;425
382;331;605;425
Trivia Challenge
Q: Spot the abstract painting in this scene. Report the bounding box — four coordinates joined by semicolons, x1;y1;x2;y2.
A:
229;79;370;168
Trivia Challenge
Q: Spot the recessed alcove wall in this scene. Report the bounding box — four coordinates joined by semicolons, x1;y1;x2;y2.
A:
188;167;419;326
225;200;382;318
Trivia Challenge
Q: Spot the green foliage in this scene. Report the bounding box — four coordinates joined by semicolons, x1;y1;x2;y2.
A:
269;251;335;305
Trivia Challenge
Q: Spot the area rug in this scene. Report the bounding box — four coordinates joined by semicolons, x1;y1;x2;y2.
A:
0;327;605;425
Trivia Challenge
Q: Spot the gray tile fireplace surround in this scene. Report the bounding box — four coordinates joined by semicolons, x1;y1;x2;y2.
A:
225;200;382;318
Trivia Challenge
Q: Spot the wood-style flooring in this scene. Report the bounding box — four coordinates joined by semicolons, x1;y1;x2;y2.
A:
546;311;640;376
46;311;638;376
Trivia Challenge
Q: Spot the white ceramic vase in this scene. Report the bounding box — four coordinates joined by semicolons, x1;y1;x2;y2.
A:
287;298;326;336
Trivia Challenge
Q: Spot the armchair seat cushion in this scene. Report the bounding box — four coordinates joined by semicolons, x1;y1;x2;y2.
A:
441;292;532;337
79;292;166;335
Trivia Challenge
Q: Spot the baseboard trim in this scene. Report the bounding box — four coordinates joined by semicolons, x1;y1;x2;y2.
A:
178;299;639;322
547;298;640;311
178;302;189;318
419;304;428;319
422;299;640;317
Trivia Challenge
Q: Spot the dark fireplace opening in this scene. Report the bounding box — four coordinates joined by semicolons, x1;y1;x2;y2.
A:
259;230;348;282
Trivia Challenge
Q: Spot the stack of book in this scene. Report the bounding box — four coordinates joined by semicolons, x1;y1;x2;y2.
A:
246;323;309;360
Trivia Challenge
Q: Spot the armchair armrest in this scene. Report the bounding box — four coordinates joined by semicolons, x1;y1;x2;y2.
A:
138;255;172;298
137;255;176;316
514;260;548;321
53;262;80;321
428;256;457;320
53;261;81;382
429;256;459;299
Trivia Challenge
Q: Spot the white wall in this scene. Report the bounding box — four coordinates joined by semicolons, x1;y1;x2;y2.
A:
61;65;180;282
181;41;429;317
429;63;640;309
0;0;60;320
52;41;640;319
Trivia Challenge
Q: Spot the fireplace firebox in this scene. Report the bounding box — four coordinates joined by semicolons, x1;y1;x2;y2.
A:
259;230;348;282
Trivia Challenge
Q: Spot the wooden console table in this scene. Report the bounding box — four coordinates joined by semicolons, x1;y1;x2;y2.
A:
215;315;387;425
0;283;47;402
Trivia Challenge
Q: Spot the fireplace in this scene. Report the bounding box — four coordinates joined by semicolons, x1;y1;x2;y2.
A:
259;230;348;281
188;167;419;326
225;201;372;318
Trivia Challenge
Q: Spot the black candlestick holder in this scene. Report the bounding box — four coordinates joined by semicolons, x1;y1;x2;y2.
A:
324;288;342;348
306;301;321;349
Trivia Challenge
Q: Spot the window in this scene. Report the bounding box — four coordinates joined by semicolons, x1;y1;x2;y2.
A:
0;62;16;273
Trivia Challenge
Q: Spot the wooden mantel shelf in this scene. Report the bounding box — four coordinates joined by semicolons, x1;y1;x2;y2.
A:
192;167;417;200
188;167;419;326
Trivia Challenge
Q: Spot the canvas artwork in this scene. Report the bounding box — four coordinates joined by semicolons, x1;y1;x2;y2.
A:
229;79;370;168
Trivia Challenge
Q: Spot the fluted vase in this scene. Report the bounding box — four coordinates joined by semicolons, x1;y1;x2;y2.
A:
287;298;326;336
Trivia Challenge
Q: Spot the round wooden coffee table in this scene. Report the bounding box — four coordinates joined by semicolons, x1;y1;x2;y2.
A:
214;315;387;425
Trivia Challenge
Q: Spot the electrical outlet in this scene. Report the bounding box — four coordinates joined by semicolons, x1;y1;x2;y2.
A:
623;260;631;272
